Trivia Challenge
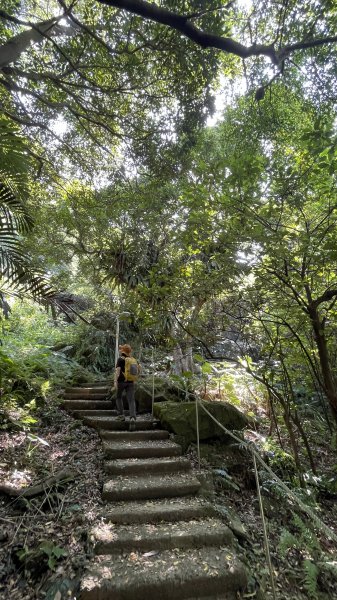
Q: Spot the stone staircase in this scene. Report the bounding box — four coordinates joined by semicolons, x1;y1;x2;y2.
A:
62;383;247;600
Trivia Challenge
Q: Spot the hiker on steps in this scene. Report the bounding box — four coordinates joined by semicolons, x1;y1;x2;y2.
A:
114;344;140;432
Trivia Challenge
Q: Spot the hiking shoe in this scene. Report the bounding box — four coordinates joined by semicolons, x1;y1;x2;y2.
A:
116;414;125;421
129;417;136;432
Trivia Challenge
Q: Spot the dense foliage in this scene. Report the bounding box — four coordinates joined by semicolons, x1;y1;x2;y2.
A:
1;2;337;597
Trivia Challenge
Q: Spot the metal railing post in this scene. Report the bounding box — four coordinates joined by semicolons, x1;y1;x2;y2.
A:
252;452;276;600
114;315;120;367
195;399;201;470
151;347;155;417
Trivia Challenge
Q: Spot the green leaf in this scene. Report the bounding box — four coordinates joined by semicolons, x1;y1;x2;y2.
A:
51;545;68;559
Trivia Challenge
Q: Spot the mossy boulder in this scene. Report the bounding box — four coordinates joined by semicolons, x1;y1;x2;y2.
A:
153;400;248;446
136;376;182;412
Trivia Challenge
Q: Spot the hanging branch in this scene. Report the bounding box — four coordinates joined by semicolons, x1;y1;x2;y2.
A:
97;0;337;66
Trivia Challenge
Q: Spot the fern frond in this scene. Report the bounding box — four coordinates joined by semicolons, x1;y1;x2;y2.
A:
293;514;320;555
278;528;298;556
302;559;319;599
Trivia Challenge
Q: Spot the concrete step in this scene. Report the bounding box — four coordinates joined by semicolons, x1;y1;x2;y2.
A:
103;439;182;459
84;416;158;431
100;430;169;442
102;497;217;524
71;410;119;418
78;381;111;387
92;518;233;554
80;546;247;600
104;456;191;476
63;392;108;399
103;472;200;501
65;386;109;394
62;400;112;411
185;596;237;600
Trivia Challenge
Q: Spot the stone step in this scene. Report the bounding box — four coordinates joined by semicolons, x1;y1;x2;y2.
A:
62;400;112;411
92;518;233;554
103;439;182;459
185;596;237;600
65;386;109;394
105;456;191;476
63;392;108;399
79;381;112;387
102;497;217;524
100;430;169;441
80;546;247;600
84;411;159;431
71;409;119;418
103;473;200;501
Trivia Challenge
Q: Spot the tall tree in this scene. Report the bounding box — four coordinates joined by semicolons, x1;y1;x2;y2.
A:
1;1;336;173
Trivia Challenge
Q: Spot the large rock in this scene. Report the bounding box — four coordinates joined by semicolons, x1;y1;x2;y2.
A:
136;376;183;412
153;401;248;446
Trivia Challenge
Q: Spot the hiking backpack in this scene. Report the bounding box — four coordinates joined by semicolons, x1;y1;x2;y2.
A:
124;356;139;382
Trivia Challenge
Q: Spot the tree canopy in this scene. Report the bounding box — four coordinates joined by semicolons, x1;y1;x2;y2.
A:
1;0;337;172
1;0;337;421
2;6;337;598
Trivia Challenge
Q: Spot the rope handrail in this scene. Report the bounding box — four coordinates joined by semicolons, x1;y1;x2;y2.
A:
144;365;337;541
148;366;335;598
197;399;337;544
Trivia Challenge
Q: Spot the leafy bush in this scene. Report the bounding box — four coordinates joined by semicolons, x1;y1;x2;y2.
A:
263;438;297;481
278;514;334;599
0;300;94;428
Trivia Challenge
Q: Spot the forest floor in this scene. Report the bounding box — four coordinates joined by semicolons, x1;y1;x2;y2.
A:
0;398;104;600
0;396;337;600
186;422;337;600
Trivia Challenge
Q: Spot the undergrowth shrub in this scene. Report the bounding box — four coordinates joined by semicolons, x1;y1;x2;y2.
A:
0;300;94;429
278;513;335;599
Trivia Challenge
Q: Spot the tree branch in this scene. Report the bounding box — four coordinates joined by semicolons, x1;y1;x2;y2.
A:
96;0;337;65
0;468;76;498
264;267;309;312
96;0;277;62
313;289;337;308
0;10;77;68
0;76;123;140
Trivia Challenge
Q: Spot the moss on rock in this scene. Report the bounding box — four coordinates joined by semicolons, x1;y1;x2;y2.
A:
134;376;181;412
153;400;248;445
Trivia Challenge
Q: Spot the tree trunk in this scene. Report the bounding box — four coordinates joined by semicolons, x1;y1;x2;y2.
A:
291;410;317;474
282;410;304;486
0;17;76;68
308;304;337;425
172;342;197;375
172;344;185;375
172;298;206;375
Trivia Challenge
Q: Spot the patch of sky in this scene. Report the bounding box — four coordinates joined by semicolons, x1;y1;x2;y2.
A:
51;116;68;136
236;247;259;266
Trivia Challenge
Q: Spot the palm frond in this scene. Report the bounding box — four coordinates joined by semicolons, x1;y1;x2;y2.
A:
0;116;74;315
0;174;34;233
0;116;31;177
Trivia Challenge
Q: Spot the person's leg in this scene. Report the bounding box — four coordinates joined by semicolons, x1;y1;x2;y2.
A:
126;383;136;418
116;383;126;419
